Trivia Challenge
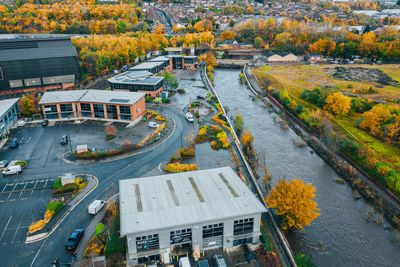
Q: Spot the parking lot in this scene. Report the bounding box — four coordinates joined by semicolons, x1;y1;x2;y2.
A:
0;179;54;246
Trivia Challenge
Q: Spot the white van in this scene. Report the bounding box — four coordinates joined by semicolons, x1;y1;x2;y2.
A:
179;257;190;267
88;200;105;215
2;165;22;176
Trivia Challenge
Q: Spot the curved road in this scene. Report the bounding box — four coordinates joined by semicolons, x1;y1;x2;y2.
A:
3;105;189;267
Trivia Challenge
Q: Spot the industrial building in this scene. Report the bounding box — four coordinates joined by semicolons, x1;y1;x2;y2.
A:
39;89;145;122
0;37;80;96
119;167;267;266
107;71;164;97
129;62;165;74
0;98;20;140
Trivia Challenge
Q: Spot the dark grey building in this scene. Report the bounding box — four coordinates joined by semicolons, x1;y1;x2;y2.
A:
0;37;80;96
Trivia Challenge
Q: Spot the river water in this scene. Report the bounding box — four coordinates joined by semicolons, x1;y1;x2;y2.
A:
207;69;399;266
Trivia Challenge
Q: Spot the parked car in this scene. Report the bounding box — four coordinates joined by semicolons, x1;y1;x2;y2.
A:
186;112;194;122
197;95;205;99
198;260;210;267
2;165;22;176
18;120;26;127
88;200;105;215
65;229;84;250
9;138;18;149
148;121;160;128
42;119;49;127
0;160;8;169
60;135;69;145
213;255;227;267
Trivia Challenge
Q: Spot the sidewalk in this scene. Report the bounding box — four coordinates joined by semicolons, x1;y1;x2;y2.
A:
26;174;98;243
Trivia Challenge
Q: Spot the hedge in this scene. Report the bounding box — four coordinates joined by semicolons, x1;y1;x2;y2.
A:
53;177;62;188
76;150;123;160
46;201;64;214
53;183;79;195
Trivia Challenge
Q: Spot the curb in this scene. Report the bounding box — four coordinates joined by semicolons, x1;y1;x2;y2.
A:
25;174;99;244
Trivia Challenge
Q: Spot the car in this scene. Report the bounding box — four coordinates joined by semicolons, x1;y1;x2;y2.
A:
60;135;69;145
197;95;205;99
65;229;84;250
148;121;160;128
42;119;49;127
213;255;227;267
18;120;27;127
9;138;18;149
0;160;8;169
198;260;210;267
186;112;194;122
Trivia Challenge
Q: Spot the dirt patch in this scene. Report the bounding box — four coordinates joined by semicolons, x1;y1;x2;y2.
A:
328;67;398;86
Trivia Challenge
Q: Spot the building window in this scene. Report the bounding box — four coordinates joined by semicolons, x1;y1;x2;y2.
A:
9;80;23;88
202;223;223;238
106;105;118;120
0;66;3;81
233;237;253;246
93;104;104;118
138;254;160;264
233;218;254;236
119;105;131;115
170;228;192;245
80;103;91;112
136;234;159;252
44;105;57;113
60;104;73;112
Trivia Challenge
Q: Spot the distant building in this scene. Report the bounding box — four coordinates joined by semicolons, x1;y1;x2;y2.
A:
129;62;165;74
265;52;300;63
305;52;324;63
120;167;267;266
107;71;165;97
0;37;80;96
39;89;146;122
0;98;20;140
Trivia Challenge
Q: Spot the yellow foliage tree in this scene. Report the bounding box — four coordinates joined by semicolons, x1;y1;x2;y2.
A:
220;30;236;41
154;24;166;34
324;92;351;117
265;178;320;231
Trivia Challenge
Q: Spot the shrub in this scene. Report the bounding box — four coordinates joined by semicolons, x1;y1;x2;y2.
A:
47;201;64;214
105;125;117;136
53;183;79;195
95;223;106;237
351;98;372;113
181;146;195;158
155;115;166;121
161;98;171;103
165;163;198;173
145;96;155;103
84;235;105;257
28;220;46;234
177;89;186;94
53;177;62;188
301;88;327;107
295;254;316;267
104;234;125;255
14;161;27;167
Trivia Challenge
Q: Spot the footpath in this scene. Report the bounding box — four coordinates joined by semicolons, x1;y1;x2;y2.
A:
26;174;98;243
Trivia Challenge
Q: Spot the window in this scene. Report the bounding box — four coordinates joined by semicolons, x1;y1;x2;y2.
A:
93;104;104;118
60;104;73;112
233;237;253;246
106;105;118;119
202;223;223;238
80;103;91;111
9;80;23;88
0;66;3;81
119;106;131;115
233;218;254;236
44;105;57;113
138;254;160;264
170;228;192;245
136;234;159;252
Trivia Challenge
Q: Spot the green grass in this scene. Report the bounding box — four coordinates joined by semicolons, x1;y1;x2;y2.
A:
95;223;106;237
14;161;27;167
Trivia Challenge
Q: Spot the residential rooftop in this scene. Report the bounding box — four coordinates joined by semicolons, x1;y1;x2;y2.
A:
39;89;145;105
0;98;19;117
119;167;267;236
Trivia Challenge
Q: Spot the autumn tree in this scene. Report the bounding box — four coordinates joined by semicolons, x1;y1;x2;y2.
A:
308;39;336;56
153;24;166;34
265;178;320;231
220;30;236;41
20;94;35;116
105;125;117;136
193;19;213;32
324;92;351;117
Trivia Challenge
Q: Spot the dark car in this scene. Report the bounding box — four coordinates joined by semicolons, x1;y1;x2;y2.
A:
198;260;210;267
60;135;68;145
42;119;49;127
197;95;205;99
0;160;8;168
9;138;18;149
65;229;84;250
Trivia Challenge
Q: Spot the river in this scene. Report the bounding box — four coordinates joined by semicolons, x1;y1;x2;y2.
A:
208;69;399;266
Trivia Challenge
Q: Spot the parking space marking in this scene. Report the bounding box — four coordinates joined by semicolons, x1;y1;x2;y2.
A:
18;183;28;199
6;184;17;201
1;185;7;192
11;216;23;244
0;216;12;241
30;182;38;195
43;179;49;188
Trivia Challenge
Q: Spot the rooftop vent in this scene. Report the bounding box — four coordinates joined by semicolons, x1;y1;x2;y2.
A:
189;177;205;202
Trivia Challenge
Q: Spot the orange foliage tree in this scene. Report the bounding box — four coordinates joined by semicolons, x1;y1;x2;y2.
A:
324;92;351;118
265;178;320;231
220;30;236;41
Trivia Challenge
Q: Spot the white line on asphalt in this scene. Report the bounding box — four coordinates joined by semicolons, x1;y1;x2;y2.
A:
18;183;28;199
6;184;17;201
43;179;49;188
0;216;12;241
1;184;7;192
30;182;38;195
29;236;48;267
11;216;23;244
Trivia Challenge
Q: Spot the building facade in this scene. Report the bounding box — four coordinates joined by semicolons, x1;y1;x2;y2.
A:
120;167;267;266
0;37;80;96
0;98;20;140
39;90;145;122
107;71;164;97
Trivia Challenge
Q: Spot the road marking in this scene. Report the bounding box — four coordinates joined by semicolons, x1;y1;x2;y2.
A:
43;179;49;188
18;183;28;199
26;137;32;144
0;216;12;241
30;182;38;195
20;198;27;201
11;216;23;244
29;236;49;267
1;184;7;192
8;199;15;201
0;200;4;203
6;184;17;201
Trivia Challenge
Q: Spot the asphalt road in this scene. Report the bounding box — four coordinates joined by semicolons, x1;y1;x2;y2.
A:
0;105;191;267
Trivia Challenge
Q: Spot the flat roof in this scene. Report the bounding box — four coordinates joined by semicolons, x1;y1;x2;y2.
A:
129;62;164;70
108;71;164;86
0;98;19;117
39;89;145;105
149;56;171;62
119;167;267;236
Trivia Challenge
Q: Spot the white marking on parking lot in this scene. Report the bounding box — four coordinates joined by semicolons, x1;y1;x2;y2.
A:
30;182;38;195
25;137;31;144
18;183;28;199
6;184;17;201
0;216;12;241
11;216;23;244
1;185;7;192
43;179;49;188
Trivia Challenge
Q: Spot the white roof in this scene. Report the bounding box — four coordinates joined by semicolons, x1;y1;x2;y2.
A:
39;89;145;105
119;167;267;236
0;98;19;117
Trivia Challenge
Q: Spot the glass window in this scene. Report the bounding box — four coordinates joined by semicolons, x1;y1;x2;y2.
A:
136;234;159;252
60;104;73;112
93;104;104;118
106;105;118;119
80;103;91;112
119;106;131;114
44;105;57;113
233;218;254;236
202;223;223;238
170;228;192;245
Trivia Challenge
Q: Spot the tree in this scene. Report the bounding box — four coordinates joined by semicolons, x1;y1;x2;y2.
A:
220;30;235;41
20;94;35;116
265;178;320;231
153;24;166;34
324;92;351;117
105;125;117;136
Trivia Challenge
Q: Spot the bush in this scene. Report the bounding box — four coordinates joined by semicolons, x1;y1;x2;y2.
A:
181;146;195;158
53;177;62;188
295;254;315;267
14;161;27;167
155;115;166;121
47;201;64;214
104;234;125;255
177;89;186;94
301;88;327;108
53;183;79;195
161;98;171;103
76;150;123;160
95;223;106;237
165;163;198;173
351;98;372;113
145;96;155;103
